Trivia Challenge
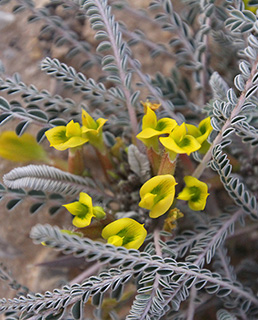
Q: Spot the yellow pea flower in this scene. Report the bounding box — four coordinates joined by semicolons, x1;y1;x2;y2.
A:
45;120;88;151
101;218;147;249
177;176;209;211
63;192;106;228
186;117;213;154
81;109;107;153
243;0;257;13
139;174;177;218
159;123;201;161
136;106;177;152
0;131;47;162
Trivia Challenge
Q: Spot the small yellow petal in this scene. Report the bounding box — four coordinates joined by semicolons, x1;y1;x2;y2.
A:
156;118;177;133
171;123;187;139
137;128;163;140
139;193;156;210
72;214;94;228
107;235;123;246
139;174;176;198
45;126;67;146
142;107;157;130
63;202;87;217
79;192;93;208
149;192;175;218
177;188;192;201
81;109;98;129
102;218;147;249
96;118;108;131
66;120;82;137
55;136;88;150
185;124;200;138
160;136;186;154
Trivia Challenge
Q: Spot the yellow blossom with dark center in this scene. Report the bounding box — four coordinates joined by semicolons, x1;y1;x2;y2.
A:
136;106;177;152
63;192;106;228
139;174;177;218
45;120;88;151
177;176;209;211
101;218;147;249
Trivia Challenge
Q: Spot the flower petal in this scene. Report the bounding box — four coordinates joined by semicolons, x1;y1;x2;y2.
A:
107;235;123;246
66;120;82;137
96;118;108;131
160;136;187;154
139;174;176;198
102;218;147;249
177;188;192;201
63;202;86;217
58;136;88;150
149;191;175;218
197;117;213;143
45;126;67;147
139;192;156;210
171;123;187;139
156;118;177;133
72;214;94;228
184;176;208;193
142;106;157;130
79;192;93;208
186;124;200;137
81;109;98;129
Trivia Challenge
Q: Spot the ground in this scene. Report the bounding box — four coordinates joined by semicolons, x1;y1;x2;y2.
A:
0;0;164;304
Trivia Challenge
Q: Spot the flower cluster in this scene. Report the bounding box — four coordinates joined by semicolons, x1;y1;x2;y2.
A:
45;109;107;152
139;174;209;218
48;102;211;250
63;193;147;250
137;103;212;165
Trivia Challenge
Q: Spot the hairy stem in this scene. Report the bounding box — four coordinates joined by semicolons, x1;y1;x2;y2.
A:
93;0;138;139
192;57;258;179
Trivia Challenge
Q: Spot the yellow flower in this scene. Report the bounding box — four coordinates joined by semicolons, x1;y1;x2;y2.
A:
81;109;107;153
159;123;201;161
186;117;213;154
0;131;47;162
136;106;177;152
101;218;147;249
139;174;177;218
243;0;257;13
45;120;88;151
177;176;209;211
63;192;106;228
